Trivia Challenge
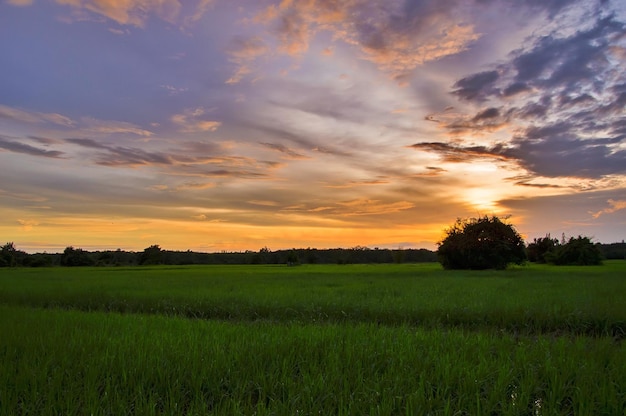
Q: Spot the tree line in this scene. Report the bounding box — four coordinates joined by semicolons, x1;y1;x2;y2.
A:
2;216;624;268
0;244;438;267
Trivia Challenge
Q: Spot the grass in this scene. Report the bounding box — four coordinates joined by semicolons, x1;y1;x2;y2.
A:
1;305;624;415
1;262;624;334
0;262;625;414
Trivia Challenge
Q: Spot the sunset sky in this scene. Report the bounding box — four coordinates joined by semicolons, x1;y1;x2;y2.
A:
1;0;625;253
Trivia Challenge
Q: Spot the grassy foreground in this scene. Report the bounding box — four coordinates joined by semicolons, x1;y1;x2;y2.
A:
0;262;625;414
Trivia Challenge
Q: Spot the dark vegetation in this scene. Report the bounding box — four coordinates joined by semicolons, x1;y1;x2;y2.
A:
1;215;622;268
0;243;437;267
437;216;616;269
527;235;604;266
437;216;526;270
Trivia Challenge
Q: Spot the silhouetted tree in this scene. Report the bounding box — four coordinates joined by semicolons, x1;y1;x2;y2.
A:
546;236;603;266
140;245;163;265
437;216;526;270
0;242;22;267
286;249;300;266
526;235;559;263
60;246;95;266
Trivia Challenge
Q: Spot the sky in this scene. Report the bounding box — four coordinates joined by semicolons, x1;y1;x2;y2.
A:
1;0;625;253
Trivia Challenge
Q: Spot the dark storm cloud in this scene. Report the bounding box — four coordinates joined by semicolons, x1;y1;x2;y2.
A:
0;136;65;158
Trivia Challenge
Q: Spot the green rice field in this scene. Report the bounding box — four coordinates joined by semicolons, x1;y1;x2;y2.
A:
1;262;625;414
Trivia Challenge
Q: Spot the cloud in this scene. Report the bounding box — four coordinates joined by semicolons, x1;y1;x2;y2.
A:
184;0;214;26
590;199;626;218
171;108;221;133
0;105;74;126
64;138;281;182
452;70;500;101
324;179;390;189
251;0;584;83
6;0;33;6
248;200;279;207
175;182;216;191
17;219;39;231
255;0;482;82
336;199;415;216
421;11;626;180
0;105;154;140
411;129;626;179
409;142;510;164
81;117;153;137
67;138;174;166
54;0;183;27
0;189;48;203
0;136;65;159
260;142;310;160
225;36;270;84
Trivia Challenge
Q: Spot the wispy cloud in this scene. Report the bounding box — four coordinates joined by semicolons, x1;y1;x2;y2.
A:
225;36;270;84
54;0;182;27
6;0;33;6
171;108;221;133
17;219;39;231
0;105;74;126
591;199;626;218
260;142;310;160
255;0;481;82
0;136;65;158
81;117;153;137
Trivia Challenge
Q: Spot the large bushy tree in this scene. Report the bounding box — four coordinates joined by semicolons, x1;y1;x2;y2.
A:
437;216;526;270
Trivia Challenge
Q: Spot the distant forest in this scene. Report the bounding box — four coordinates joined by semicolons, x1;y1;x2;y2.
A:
1;242;625;267
0;245;439;267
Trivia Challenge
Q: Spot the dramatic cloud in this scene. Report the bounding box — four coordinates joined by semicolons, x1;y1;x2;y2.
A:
416;11;626;180
2;0;625;253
